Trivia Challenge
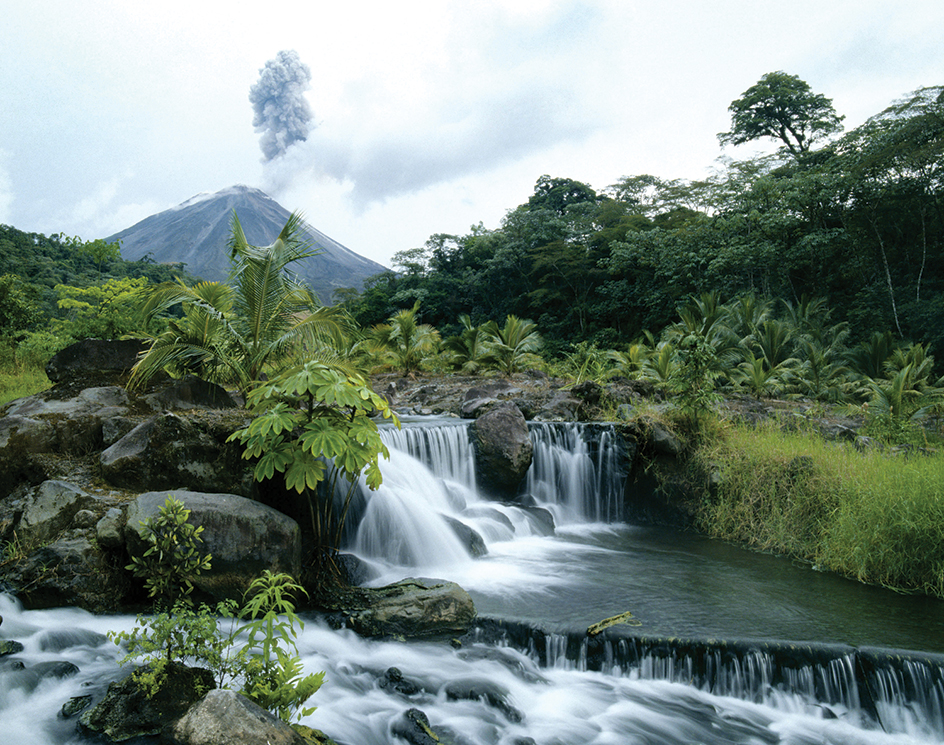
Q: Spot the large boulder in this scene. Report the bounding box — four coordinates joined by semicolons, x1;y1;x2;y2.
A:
125;490;302;602
165;689;309;745
469;402;533;499
4;533;131;611
340;577;476;638
100;413;253;496
45;338;147;387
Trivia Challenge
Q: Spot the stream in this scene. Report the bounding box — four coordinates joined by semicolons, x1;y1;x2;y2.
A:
2;418;944;744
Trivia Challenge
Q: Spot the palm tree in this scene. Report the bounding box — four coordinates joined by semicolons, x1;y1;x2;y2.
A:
368;301;441;375
443;315;492;373
482;315;543;375
130;211;346;394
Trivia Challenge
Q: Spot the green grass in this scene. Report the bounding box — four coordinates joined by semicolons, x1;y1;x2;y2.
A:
695;421;944;597
0;363;51;407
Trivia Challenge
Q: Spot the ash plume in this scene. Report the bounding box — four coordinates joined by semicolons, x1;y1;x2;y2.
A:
249;50;314;161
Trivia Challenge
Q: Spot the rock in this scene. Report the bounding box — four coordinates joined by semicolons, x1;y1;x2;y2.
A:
96;507;126;549
535;391;581;421
60;694;93;718
125;490;302;602
78;662;215;743
646;419;683;456
0;639;24;656
100;413;252;496
45;338;147;386
391;708;442;745
165;689;308;745
379;666;423;696
5;535;130;611
141;375;239;411
470;402;533;499
444;677;523;722
17;480;94;545
443;516;487;557
36;627;107;651
32;660;80;679
342;578;476;638
335;553;371;586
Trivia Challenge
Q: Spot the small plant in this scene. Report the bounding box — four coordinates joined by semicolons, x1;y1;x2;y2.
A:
108;599;239;698
126;495;212;608
237;571;325;723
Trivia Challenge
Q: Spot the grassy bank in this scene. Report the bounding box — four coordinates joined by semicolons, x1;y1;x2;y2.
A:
0;363;51;407
694;422;944;598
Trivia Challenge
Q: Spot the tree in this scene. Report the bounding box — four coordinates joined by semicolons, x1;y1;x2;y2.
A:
718;71;844;156
482;315;543;375
130;211;346;394
367;301;441;375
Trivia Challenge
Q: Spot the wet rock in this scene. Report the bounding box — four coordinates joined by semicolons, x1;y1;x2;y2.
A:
95;507;125;549
6;535;130;612
535;391;581;421
37;627;108;651
60;694;93;718
444;677;523;722
32;660;80;679
470;402;533;500
78;662;215;743
141;375;239;412
165;688;308;745
125;490;301;602
443;516;487;557
391;708;442;745
335;552;371;586
379;666;423;696
0;639;24;656
342;578;476;638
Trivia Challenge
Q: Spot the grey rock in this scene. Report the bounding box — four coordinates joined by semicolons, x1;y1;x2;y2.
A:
141;375;239;411
443;516;487;557
165;689;307;745
648;420;683;456
535;391;581;421
444;677;523;722
95;507;126;549
391;707;441;745
125;490;301;602
18;480;93;545
100;413;251;495
470;402;533;499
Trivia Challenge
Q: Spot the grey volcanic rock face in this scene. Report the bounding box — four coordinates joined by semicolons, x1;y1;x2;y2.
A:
106;185;388;303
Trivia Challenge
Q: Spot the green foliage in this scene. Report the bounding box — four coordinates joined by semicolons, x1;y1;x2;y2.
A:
442;314;492;373
131;211;346;394
51;276;150;341
718;71;844;155
697;422;944;597
236;571;324;722
108;599;237;698
228;360;398;569
482;315;543;375
108;572;325;721
366;300;441;374
126;496;212;609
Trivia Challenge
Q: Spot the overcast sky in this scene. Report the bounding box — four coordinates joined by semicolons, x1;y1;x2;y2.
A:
2;0;942;269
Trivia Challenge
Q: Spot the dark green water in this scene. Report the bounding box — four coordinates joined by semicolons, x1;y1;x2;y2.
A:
468;523;944;653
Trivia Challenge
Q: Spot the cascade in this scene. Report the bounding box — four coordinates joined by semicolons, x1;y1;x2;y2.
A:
4;417;944;743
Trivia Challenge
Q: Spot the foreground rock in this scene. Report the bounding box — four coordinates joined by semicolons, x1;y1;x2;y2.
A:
125;490;302;602
78;662;215;743
328;578;476;638
166;689;309;745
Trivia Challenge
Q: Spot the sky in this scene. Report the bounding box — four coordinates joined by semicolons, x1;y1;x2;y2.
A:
1;0;942;270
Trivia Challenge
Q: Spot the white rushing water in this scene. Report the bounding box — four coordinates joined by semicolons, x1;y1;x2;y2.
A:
2;419;943;744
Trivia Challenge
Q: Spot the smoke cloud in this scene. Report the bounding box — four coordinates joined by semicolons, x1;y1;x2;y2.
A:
249;50;314;161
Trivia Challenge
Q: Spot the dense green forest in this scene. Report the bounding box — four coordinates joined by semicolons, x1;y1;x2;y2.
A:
1;74;942;428
341;79;944;366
